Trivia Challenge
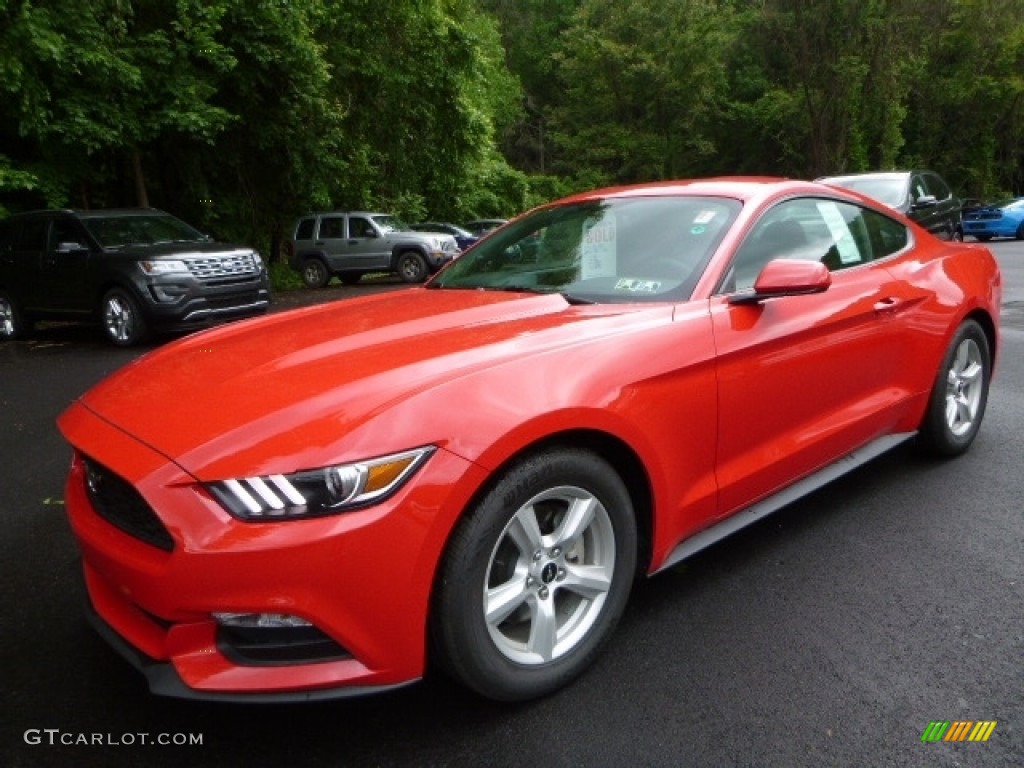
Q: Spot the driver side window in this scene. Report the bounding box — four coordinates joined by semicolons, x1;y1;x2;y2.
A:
723;199;879;293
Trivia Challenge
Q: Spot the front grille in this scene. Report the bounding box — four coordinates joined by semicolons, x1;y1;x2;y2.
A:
185;252;259;281
82;456;175;551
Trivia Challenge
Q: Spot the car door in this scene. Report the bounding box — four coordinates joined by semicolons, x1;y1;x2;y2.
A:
345;215;391;270
9;217;49;311
921;172;960;240
315;214;354;271
43;217;93;312
710;198;914;518
907;172;951;238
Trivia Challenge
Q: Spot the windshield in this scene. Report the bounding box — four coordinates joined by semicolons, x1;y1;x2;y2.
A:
83;213;208;248
432;196;740;303
372;214;408;234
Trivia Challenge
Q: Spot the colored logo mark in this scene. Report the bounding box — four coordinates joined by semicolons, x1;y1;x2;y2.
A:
921;720;997;742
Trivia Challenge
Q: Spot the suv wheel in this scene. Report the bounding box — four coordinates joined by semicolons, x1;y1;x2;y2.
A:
301;259;330;289
101;288;149;347
397;251;428;283
0;291;28;341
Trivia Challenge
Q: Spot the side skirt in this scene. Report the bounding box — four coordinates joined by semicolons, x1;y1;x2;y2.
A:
654;432;916;574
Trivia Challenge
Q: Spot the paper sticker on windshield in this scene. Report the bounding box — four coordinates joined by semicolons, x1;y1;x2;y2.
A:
614;278;662;293
580;214;617;279
816;201;860;264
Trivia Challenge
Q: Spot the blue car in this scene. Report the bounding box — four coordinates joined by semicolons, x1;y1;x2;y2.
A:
962;197;1024;241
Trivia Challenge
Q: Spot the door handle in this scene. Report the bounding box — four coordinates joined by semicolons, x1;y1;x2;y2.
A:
873;297;900;315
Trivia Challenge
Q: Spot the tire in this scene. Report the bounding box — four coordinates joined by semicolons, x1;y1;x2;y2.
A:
101;288;149;347
1016;221;1024;241
0;291;28;341
432;448;637;701
301;259;330;289
397;251;428;283
917;319;991;457
339;272;362;286
951;227;963;242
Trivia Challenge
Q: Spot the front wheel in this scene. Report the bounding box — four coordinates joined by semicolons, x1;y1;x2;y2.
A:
432;448;637;701
1016;222;1024;241
397;251;428;283
101;288;149;347
301;259;330;288
917;319;991;457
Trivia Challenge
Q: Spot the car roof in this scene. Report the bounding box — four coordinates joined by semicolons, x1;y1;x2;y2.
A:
554;176;838;206
816;171;914;183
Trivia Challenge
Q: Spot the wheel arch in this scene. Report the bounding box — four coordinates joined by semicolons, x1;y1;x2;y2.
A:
427;428;655;620
94;279;149;319
965;307;998;372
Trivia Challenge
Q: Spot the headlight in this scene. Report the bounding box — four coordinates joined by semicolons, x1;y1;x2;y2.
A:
138;259;189;275
249;251;264;270
207;446;435;520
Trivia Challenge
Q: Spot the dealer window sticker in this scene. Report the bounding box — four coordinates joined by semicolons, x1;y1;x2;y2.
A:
815;201;861;264
580;214;617;279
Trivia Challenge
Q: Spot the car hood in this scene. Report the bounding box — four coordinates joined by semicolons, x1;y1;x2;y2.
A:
75;289;673;479
106;241;255;258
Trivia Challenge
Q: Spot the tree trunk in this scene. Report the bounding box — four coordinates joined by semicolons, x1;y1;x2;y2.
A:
132;149;149;208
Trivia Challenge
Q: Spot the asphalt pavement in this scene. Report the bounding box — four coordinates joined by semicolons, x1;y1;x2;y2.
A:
1;247;1022;768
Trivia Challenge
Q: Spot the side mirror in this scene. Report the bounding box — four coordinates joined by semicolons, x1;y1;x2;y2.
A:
911;194;937;210
729;259;831;305
56;241;89;254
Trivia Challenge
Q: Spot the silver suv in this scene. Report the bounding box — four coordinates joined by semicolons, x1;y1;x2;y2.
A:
286;212;459;286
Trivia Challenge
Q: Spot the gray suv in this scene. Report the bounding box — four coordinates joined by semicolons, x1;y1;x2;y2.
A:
817;170;963;241
0;208;270;346
286;212;459;286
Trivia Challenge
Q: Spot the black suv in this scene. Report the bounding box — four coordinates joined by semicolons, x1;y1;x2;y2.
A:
816;170;963;241
0;208;270;345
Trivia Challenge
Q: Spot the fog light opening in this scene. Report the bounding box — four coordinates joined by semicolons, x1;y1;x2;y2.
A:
213;612;312;628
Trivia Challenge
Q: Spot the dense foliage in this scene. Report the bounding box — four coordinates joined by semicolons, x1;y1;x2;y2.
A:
2;0;1022;256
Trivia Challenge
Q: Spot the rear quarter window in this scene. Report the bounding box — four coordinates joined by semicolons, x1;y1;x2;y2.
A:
294;218;316;241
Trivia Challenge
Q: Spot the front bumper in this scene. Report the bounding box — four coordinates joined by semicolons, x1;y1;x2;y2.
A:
59;401;484;699
134;273;271;331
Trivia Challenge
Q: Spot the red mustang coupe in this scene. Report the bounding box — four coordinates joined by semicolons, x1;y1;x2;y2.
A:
58;178;1001;702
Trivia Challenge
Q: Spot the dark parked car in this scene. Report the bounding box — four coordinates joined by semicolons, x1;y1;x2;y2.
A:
410;222;478;251
817;171;963;241
286;212;459;286
962;197;1024;241
463;218;508;237
0;208;270;346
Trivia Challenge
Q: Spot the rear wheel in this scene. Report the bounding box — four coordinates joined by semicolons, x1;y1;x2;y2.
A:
917;319;990;457
432;448;637;701
0;291;28;341
101;288;149;347
301;259;330;288
397;251;428;283
1016;221;1024;240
